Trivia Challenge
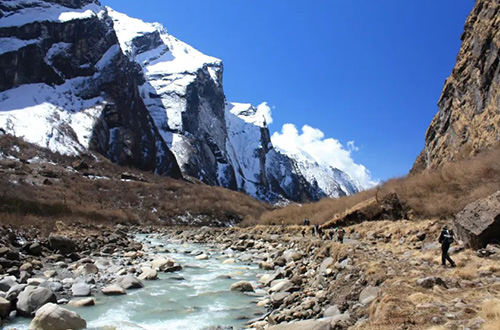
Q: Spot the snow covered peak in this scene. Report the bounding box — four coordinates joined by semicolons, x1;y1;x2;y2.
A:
226;102;269;128
107;8;221;75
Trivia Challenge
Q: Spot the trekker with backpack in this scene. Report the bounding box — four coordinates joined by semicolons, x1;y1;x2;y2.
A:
439;226;456;267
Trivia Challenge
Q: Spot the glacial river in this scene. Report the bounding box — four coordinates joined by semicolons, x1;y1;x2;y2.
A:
4;234;266;330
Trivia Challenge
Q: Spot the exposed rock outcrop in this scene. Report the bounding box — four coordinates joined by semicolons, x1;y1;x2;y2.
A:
454;190;500;249
413;0;500;172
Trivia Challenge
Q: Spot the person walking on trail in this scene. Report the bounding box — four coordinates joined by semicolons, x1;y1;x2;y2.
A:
329;228;334;240
337;228;345;243
439;226;456;268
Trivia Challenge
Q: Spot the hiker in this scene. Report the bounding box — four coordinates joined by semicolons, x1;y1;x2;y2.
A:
301;228;306;237
303;218;310;226
337;227;345;243
439;226;456;267
329;228;334;240
314;224;320;237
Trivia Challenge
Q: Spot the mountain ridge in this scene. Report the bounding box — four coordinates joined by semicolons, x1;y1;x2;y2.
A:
0;0;361;202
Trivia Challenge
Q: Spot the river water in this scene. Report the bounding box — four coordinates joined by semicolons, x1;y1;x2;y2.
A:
4;234;266;330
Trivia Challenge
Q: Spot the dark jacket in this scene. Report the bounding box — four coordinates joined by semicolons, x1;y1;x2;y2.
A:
439;229;454;247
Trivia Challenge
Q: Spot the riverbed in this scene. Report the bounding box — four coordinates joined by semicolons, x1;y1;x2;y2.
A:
4;233;266;330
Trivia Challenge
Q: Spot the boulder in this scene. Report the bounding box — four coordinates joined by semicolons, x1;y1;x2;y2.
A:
0;297;11;318
151;258;174;271
323;305;341;318
48;235;76;255
71;283;91;297
27;243;42;256
0;276;17;292
138;268;158;280
17;286;57;316
454;191;500;249
39;281;63;293
359;286;380;305
269;280;293;293
28;303;86;330
102;285;126;295
230;281;254;292
68;298;95;307
267;317;332;330
114;275;144;289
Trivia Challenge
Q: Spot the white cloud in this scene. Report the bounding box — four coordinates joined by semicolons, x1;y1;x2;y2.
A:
255;102;273;125
271;123;378;189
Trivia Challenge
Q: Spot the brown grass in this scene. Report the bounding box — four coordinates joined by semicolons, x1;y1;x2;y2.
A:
0;134;273;230
257;144;500;225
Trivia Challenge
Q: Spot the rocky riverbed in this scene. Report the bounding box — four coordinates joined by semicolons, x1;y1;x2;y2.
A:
0;220;499;329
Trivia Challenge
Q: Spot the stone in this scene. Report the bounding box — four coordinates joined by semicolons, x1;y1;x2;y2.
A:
0;276;17;292
17;286;57;316
222;258;235;264
359;286;380;305
20;262;33;273
6;284;27;301
0;297;11;318
44;270;57;278
195;254;209;260
151;258;174;271
323;305;341;318
320;257;334;273
48;235;76;255
416;277;447;289
27;278;45;286
266;317;332;330
28;303;86;330
138;267;158;280
39;281;63;292
259;261;274;270
269;280;293;293
102;285;126;295
27;243;42;256
270;292;290;306
230;281;254;292
71;283;91;297
114;275;144;289
454;191;500;249
68;298;95;307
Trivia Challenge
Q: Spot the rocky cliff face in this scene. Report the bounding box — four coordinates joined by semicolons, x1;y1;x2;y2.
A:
0;0;361;202
0;0;181;178
413;0;500;172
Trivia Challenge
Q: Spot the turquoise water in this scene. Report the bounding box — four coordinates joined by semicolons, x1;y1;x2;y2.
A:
3;234;266;330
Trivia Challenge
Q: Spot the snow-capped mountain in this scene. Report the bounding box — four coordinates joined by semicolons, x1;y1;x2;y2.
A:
0;0;360;202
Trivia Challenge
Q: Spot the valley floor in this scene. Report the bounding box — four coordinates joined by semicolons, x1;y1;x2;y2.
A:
0;219;499;330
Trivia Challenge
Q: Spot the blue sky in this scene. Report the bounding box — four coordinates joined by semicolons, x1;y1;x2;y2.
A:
102;0;474;184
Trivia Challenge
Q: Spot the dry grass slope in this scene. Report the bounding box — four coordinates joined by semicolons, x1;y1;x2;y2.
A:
0;134;273;232
251;145;500;226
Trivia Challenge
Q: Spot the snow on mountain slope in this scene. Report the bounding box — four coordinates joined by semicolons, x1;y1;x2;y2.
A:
0;83;104;155
0;0;181;178
0;1;361;202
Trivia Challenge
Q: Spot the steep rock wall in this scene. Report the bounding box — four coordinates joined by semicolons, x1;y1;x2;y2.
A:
413;0;500;172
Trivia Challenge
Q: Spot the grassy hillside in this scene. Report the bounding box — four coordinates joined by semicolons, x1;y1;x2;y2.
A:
249;144;500;226
0;134;272;233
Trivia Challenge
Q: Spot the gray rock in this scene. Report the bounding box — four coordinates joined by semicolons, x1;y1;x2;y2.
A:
323;305;341;318
102;285;126;295
114;275;144;289
48;235;76;255
267;318;332;330
269;280;293;293
0;297;11;318
28;303;86;330
68;298;95;307
71;283;91;297
0;276;17;292
230;281;254;292
39;281;63;293
359;286;380;304
454;191;500;249
6;284;27;301
17;286;57;317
